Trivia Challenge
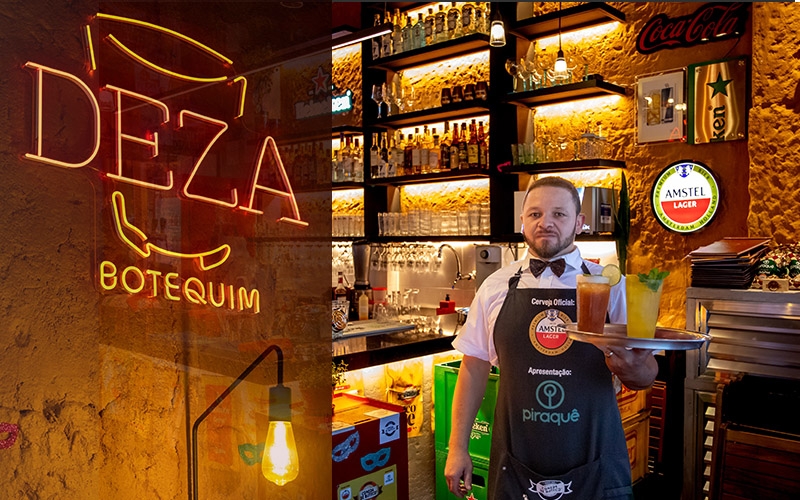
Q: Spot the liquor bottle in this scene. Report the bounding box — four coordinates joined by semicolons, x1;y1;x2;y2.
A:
342;136;354;180
420;125;432;174
392;8;403;54
430;128;441;173
388;134;401;177
467;119;479;168
457;123;469;169
449;121;460;170
353;137;363;182
461;2;474;35
370;133;380;179
411;127;422;175
424;7;435;46
447;2;461;40
381;11;393;58
477;121;488;169
371;14;381;60
404;130;414;175
439;121;452;171
402;15;413;53
412;13;426;50
435;4;447;43
474;2;487;34
380;133;389;178
334;272;347;303
333;133;344;182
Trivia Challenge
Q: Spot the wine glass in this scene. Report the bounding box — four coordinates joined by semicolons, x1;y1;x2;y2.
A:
382;82;393;116
402;84;416;112
505;59;519;92
371;84;384;119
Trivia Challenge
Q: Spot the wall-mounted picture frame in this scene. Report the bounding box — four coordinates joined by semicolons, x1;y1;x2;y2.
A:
636;69;686;144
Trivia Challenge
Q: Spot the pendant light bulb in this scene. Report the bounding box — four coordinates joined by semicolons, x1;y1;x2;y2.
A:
261;420;299;486
554;48;568;73
261;384;298;486
489;20;506;47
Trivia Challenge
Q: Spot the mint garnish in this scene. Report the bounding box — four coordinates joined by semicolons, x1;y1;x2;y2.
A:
637;268;670;292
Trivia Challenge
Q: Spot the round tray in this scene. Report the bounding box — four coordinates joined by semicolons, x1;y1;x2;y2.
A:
564;323;710;351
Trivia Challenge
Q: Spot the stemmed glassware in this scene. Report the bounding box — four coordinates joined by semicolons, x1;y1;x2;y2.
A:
371;84;384;119
382;83;393;117
505;59;519;92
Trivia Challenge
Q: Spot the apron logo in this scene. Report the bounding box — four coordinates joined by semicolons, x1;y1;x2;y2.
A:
527;479;573;500
529;309;573;356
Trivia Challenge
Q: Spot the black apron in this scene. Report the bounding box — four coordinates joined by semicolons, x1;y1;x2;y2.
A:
487;264;632;500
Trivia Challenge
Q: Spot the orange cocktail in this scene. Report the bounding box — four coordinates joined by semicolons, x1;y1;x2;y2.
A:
576;274;611;333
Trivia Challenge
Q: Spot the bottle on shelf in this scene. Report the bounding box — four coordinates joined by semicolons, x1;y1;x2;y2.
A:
352;137;363;182
467;119;479;168
392;8;403;55
395;132;406;177
430;127;441;173
478;121;489;169
412;13;426;50
380;133;389;178
343;136;354;180
449;121;460;170
404;130;414;176
411;127;423;175
370;133;380;179
388;133;401;177
381;10;393;58
335;272;348;303
440;121;452;171
371;14;381;60
457;123;469;169
424;7;435;46
447;2;461;40
402;15;413;53
435;4;447;43
474;2;487;34
461;2;474;35
420;125;432;174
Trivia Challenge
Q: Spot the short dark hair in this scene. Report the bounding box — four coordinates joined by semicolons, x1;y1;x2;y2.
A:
525;177;582;215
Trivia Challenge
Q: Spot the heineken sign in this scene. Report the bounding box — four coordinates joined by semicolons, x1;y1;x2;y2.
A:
651;161;720;233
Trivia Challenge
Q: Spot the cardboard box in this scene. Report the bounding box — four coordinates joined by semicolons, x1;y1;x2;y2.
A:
333;394;408;500
617;384;649;422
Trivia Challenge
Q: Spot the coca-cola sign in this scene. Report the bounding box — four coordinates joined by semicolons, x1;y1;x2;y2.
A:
636;3;748;54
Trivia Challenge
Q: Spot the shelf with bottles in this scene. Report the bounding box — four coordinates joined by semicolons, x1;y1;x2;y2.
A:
503;79;627;109
509;2;626;41
366;117;491;182
367;2;491;72
332;130;366;185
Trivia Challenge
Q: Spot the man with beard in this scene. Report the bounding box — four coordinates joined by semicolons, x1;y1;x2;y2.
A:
444;176;657;500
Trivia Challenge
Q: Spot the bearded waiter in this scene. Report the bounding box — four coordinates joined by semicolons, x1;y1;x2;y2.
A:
444;177;657;500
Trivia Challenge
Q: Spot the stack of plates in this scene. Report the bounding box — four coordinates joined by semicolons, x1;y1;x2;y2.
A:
688;237;771;288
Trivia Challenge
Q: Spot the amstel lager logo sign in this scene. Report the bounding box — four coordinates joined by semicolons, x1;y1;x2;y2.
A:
652;160;720;233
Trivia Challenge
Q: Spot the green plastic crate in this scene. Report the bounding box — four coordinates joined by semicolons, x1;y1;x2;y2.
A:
435;449;489;500
433;359;499;463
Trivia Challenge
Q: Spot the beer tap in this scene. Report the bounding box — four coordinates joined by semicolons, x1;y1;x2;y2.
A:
437;244;475;288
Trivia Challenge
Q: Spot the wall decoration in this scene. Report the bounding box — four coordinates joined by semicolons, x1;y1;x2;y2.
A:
688;56;748;144
636;70;686;144
651;160;720;233
0;422;19;450
636;2;749;54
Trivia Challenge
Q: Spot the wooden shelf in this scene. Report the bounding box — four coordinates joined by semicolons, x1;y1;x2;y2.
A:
504;79;628;108
366;167;489;186
367;32;490;72
501;159;626;174
332;181;366;191
495;232;616;243
367;99;490;129
510;2;625;40
370;235;491;244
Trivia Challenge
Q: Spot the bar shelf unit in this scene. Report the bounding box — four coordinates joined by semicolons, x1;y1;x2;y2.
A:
366;32;490;72
503;79;628;109
369;100;490;129
367;167;488;187
503;159;626;174
509;2;625;41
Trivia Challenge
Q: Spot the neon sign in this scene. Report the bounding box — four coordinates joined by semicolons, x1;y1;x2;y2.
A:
22;13;312;313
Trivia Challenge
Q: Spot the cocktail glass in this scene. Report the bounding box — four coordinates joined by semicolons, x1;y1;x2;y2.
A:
626;274;665;338
576;274;611;334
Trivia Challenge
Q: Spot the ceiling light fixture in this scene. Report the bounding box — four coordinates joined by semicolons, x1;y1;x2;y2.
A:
489;5;506;47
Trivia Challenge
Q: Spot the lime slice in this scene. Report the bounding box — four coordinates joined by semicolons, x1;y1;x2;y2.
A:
601;264;622;286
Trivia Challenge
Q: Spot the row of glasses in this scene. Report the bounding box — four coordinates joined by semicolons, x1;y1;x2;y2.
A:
506;54;584;93
510;130;610;165
369;243;442;274
378;206;490;237
332;242;354;277
332;214;364;237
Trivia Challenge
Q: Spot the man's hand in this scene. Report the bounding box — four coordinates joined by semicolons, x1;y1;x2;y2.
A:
602;346;658;391
444;448;473;497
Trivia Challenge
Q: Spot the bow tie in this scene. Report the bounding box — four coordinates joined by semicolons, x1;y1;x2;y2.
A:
530;258;566;278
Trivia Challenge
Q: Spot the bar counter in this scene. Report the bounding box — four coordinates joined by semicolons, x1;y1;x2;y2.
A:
333;328;458;370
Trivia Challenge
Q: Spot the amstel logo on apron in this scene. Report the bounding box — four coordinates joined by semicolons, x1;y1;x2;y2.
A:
529;309;573;356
